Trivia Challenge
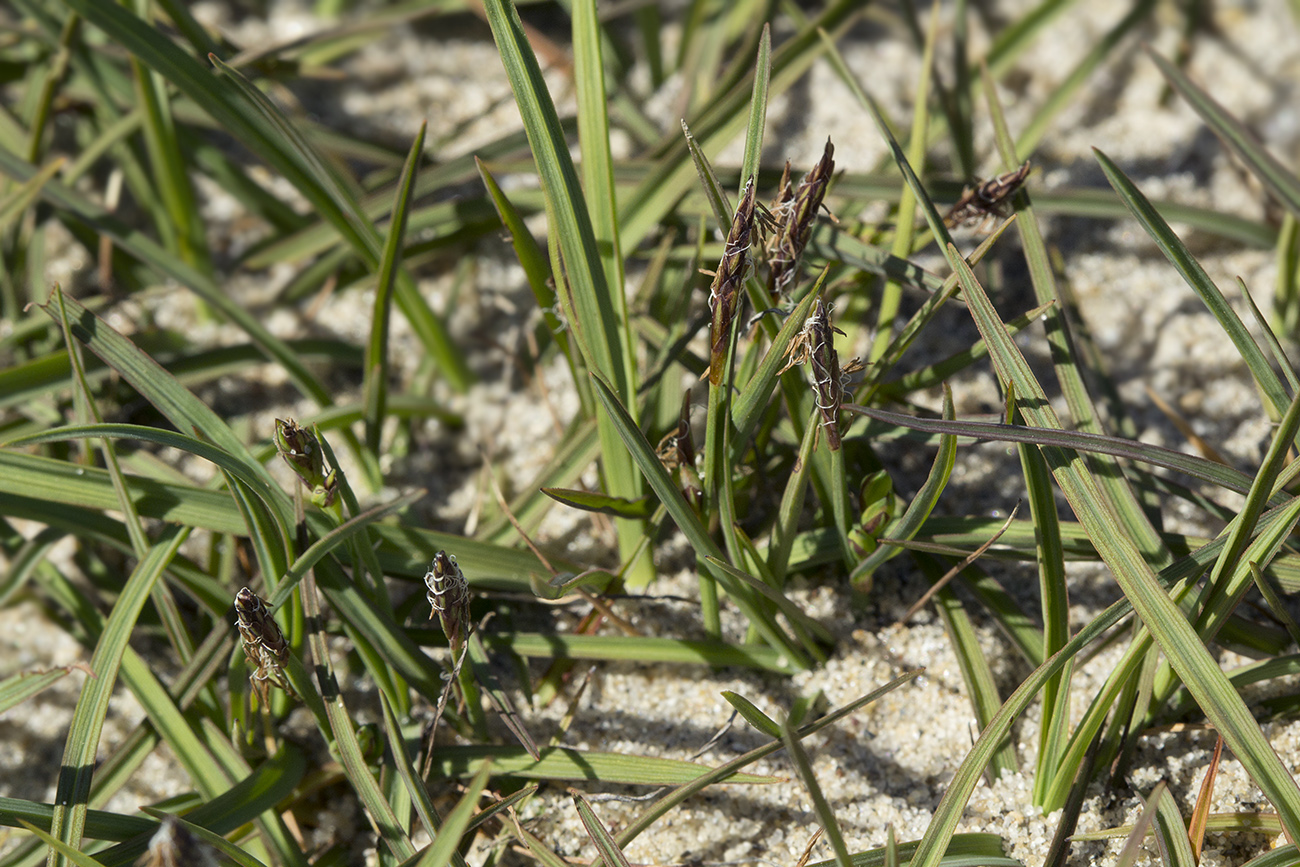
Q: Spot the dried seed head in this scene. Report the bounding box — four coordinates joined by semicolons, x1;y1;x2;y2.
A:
707;177;758;385
944;160;1031;229
274;418;337;508
234;587;294;703
767;139;834;301
140;815;219;867
424;551;471;652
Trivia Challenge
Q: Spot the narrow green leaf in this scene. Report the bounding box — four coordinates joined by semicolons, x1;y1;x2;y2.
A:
851;387;956;585
541;487;655;519
407;764;490;867
721;691;782;737
426;745;775;785
267;489;425;610
574;795;634;867
1149;48;1300;218
46;524;188;864
738;24;771;197
587;372;808;667
16;820;105;867
1095;148;1290;418
783;716;853;867
0;668;70;715
365;121;426;454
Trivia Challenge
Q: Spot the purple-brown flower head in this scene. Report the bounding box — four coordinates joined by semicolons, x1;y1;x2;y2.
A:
234;586;293;703
766;139;834;301
424;551;471;652
274;418;337;508
707;177;758;385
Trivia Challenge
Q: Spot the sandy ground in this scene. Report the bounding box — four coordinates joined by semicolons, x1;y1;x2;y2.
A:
4;1;1300;865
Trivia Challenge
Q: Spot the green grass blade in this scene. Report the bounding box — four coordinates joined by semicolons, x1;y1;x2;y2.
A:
1149;48;1300;218
0;668;69;715
914;248;1300;861
851;387;956;586
407;764;489;867
782;715;853;867
0;800;152;843
365;121;426;454
267;489;425;609
1094;148;1290;418
738;24;771;196
477;157;571;364
45;524;188;865
844;405;1275;501
298;567;415;859
426;745;775;786
572;0;627;328
574;795;634;867
721;691;782;738
466;632;798;673
16;821;104;867
481;0;646;583
1152;784;1199;867
587;372;808;666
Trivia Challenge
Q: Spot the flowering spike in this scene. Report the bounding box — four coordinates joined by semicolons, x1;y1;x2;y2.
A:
234;587;294;703
782;300;862;451
944;160;1031;228
767;139;834;301
424;551;471;652
274;418;337;508
707;177;758;385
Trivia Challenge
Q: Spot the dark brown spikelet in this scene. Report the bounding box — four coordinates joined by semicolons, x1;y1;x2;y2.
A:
707;177;758;385
944;160;1031;228
424;550;471;652
767;139;834;301
234;586;293;703
782;300;862;451
274;417;337;508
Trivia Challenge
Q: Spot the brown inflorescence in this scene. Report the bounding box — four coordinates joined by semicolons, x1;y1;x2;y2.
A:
944;160;1031;228
424;550;471;653
707;177;758;385
234;586;294;703
766;138;834;302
